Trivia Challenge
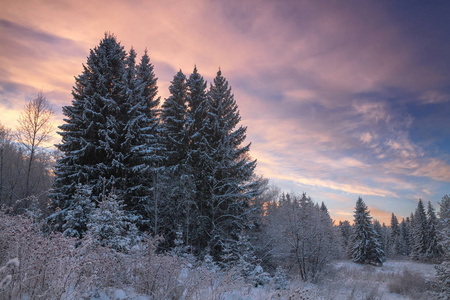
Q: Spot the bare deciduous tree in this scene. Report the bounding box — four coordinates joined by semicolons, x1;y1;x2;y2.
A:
17;92;54;197
0;122;12;203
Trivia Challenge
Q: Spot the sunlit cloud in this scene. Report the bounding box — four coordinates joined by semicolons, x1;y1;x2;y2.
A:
419;90;450;105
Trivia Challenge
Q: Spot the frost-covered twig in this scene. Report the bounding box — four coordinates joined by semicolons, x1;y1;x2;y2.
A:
0;258;19;290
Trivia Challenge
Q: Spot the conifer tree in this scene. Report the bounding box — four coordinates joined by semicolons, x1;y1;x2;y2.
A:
184;66;209;254
438;195;450;258
373;220;386;261
160;70;193;248
50;34;129;214
62;184;95;238
390;213;401;255
50;35;161;234
161;70;189;168
122;48;162;229
351;197;385;265
399;218;411;255
411;199;429;260
339;220;353;257
201;69;257;258
88;192;139;252
436;195;450;296
426;201;443;260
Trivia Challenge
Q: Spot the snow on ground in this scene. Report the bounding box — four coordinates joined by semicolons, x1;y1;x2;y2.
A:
85;260;440;300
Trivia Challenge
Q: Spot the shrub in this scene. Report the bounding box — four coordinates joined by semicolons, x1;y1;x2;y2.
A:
388;268;437;299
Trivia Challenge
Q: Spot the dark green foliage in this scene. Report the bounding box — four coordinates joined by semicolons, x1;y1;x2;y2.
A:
351;197;385;265
50;34;161;233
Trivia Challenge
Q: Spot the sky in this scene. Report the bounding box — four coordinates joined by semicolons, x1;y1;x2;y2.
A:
1;0;450;224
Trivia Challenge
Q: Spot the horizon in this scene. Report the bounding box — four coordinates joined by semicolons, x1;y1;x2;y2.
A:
1;1;450;224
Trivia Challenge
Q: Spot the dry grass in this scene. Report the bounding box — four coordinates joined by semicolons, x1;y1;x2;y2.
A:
0;212;444;299
387;268;438;300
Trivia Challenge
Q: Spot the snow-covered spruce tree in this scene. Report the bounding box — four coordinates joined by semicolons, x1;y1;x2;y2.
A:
159;70;193;250
373;220;387;262
390;213;401;256
200;69;257;260
184;66;209;255
50;34;128;221
426;201;443;261
161;70;189;169
399;218;412;256
411;199;429;260
87;191;139;252
62;184;95;238
438;195;450;260
50;35;161;233
122;48;163;232
339;220;353;258
351;197;385;266
435;195;450;297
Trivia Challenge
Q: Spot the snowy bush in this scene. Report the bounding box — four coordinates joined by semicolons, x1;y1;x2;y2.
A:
87;192;139;252
62;183;95;238
274;266;288;290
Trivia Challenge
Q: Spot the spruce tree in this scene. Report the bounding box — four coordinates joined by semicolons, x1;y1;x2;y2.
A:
202;69;257;259
87;192;139;252
438;195;450;259
411;199;429;260
373;220;386;261
399;218;411;255
351;197;385;265
339;220;353;257
184;66;209;254
122;48;162;229
50;34;128;214
390;213;400;255
160;70;193;249
183;67;257;259
426;201;443;260
436;195;450;296
161;70;188;168
50;34;161;234
62;184;95;238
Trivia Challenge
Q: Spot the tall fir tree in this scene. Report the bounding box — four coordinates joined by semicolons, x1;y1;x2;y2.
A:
50;34;128;214
411;199;429;260
50;34;161;234
399;218;411;255
426;201;443;260
121;48;163;231
131;49;164;232
438;195;450;259
183;67;257;259
202;69;257;259
161;70;189;168
436;195;450;296
390;213;401;255
184;66;210;255
339;220;353;257
159;70;194;249
351;197;385;265
373;220;386;261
